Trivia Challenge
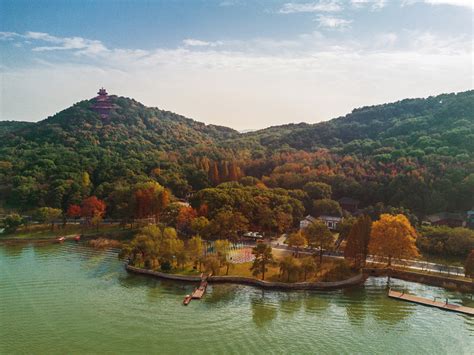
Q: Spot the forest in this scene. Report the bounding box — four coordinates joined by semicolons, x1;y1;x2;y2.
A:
1;89;473;258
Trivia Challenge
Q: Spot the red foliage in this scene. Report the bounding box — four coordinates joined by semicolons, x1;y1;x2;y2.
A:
81;196;106;218
67;204;82;218
134;188;155;219
177;206;197;231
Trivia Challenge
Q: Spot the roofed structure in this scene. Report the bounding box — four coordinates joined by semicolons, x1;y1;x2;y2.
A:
91;87;115;119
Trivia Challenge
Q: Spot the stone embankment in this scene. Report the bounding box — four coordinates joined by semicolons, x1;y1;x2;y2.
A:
125;264;366;290
364;267;473;292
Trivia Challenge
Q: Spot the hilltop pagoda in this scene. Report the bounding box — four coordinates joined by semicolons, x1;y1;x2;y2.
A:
91;87;115;119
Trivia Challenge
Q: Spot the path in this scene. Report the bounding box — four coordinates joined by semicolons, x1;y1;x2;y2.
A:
388;289;474;316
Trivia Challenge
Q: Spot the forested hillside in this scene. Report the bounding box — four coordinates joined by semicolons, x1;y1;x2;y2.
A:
0;90;472;220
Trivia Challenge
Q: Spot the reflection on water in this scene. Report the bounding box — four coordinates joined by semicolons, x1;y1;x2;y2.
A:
251;296;278;328
0;243;473;354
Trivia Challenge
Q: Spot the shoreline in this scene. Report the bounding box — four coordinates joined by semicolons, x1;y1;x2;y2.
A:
125;264;473;293
125;264;367;290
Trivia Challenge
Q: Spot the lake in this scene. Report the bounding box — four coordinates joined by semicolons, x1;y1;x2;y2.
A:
0;243;472;354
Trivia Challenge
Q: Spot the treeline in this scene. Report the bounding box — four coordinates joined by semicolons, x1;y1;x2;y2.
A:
417;226;474;257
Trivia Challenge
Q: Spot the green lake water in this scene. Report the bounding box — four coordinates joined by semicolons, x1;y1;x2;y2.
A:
0;243;473;354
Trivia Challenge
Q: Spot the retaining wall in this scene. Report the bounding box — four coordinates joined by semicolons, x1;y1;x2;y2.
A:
364;267;473;292
125;264;366;290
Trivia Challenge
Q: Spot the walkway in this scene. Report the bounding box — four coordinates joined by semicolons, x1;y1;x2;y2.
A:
388;289;474;316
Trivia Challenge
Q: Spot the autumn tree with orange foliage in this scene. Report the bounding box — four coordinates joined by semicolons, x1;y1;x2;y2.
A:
369;214;419;266
176;206;198;235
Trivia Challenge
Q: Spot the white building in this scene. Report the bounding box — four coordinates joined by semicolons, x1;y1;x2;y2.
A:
300;215;342;231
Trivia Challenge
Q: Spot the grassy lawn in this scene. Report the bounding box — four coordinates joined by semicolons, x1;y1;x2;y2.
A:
169;252;356;283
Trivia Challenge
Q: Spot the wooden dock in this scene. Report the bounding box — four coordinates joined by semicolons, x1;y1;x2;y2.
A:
183;273;209;305
388;289;474;316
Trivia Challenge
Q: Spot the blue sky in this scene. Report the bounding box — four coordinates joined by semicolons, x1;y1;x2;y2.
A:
1;0;472;130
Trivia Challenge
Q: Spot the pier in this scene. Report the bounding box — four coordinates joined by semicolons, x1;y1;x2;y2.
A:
183;273;210;305
388;289;474;316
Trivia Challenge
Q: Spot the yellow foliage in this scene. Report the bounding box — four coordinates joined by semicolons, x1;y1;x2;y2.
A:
369;214;419;263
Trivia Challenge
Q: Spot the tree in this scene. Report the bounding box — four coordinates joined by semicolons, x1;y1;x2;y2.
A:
336;216;355;241
33;207;62;231
303;182;332;200
67;204;82;219
300;256;317;281
250;243;275;280
203;255;221;275
188;235;204;269
176;206;197;235
369;214;419;266
190;216;210;238
2;214;23;233
214;239;231;266
287;231;306;257
275;211;293;234
81;196;106;224
278;255;299;282
465;250;474;278
344;215;372;268
312;199;342;217
303;220;334;266
210;210;249;240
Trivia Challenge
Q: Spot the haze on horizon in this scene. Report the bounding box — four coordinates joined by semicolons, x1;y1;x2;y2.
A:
0;0;472;130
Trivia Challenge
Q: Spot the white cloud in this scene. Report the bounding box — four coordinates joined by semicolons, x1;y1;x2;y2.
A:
183;39;224;47
351;0;387;10
0;31;109;55
403;0;473;9
0;30;472;130
316;15;352;29
279;1;342;14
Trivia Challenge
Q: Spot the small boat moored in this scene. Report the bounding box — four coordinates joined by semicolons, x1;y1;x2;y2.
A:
56;236;66;243
73;235;81;242
183;294;192;305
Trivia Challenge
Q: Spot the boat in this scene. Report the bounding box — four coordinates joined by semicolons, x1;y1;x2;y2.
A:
73;235;81;242
183;294;192;305
56;236;65;243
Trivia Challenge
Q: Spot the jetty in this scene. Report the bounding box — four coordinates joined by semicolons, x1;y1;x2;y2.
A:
388;289;474;316
183;273;210;305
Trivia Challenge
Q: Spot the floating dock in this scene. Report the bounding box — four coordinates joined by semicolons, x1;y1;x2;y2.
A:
388;289;474;316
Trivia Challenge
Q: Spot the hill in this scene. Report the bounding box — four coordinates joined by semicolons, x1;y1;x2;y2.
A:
0;89;472;218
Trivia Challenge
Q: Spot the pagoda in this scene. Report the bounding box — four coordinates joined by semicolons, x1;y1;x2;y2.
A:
91;87;115;119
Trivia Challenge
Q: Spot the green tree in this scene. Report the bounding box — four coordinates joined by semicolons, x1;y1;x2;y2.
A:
33;207;62;231
336;216;356;241
287;231;306;257
278;255;299;282
210;210;249;240
203;255;221;275
465;250;474;278
250;243;275;280
190;216;210;238
303;220;334;266
215;239;231;266
303;182;332;200
188;235;204;269
344;215;372;268
312;199;342;217
2;214;23;233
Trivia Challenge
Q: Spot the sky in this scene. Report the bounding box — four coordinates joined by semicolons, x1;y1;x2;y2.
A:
0;0;472;130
